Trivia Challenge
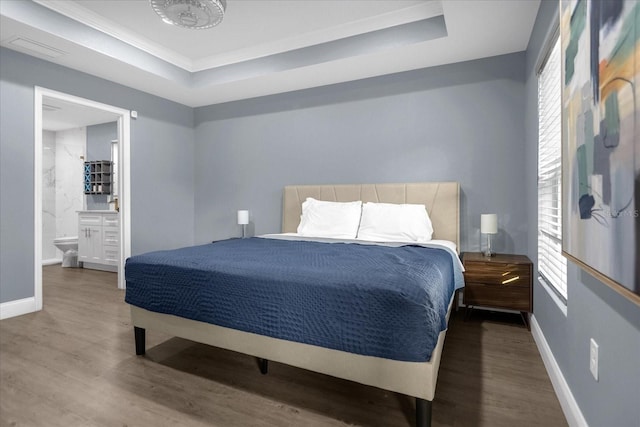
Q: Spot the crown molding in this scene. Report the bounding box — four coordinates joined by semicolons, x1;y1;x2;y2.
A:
192;1;444;71
32;0;443;74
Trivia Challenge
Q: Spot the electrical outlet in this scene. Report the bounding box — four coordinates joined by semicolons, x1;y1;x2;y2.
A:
589;338;599;381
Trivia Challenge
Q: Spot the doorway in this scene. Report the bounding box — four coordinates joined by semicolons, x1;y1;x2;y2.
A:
34;87;131;310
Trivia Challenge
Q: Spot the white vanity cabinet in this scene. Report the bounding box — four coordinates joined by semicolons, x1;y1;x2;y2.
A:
78;211;119;270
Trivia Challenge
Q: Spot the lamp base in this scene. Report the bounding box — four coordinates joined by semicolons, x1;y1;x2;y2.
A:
483;234;495;257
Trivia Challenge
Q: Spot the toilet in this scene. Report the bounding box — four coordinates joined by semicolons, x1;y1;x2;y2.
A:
53;236;79;267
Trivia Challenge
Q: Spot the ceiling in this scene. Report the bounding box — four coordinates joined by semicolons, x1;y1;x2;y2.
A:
42;96;120;131
1;0;540;108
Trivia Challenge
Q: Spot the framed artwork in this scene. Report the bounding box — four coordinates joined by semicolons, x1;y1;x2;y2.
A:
561;0;640;304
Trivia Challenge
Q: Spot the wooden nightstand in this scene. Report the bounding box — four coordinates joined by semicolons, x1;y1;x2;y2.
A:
462;252;533;329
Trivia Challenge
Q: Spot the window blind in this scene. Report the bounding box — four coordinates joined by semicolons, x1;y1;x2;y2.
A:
537;36;567;300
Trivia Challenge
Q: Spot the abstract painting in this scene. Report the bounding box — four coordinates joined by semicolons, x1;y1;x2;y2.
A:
561;0;640;303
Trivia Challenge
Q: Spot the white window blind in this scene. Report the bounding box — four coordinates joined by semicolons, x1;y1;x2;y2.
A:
537;35;567;300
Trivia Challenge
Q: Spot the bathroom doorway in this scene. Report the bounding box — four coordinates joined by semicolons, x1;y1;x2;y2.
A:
34;87;131;311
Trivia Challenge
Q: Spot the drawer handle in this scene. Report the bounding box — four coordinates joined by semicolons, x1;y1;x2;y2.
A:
502;276;520;285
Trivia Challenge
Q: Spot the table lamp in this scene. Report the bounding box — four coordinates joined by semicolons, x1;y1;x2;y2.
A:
481;214;497;257
237;210;249;238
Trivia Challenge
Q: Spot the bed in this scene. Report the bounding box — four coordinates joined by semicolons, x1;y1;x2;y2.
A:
126;182;461;427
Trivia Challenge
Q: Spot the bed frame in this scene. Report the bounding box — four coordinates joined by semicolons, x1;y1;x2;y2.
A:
131;182;460;427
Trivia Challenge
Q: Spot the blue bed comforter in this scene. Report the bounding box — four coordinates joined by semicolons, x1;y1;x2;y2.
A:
125;237;462;362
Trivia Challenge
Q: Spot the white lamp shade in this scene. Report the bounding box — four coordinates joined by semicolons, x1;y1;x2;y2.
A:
481;214;498;234
237;210;249;225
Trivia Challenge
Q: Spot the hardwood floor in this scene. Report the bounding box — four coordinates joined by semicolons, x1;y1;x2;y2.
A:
0;265;568;427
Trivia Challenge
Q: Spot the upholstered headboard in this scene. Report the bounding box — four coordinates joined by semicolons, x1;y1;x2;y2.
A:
282;182;460;249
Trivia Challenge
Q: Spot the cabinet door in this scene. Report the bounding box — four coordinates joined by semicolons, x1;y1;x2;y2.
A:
78;226;91;261
79;225;103;262
88;226;102;262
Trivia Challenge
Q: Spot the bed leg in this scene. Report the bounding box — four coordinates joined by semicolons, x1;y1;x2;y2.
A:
134;326;146;355
258;358;269;375
416;398;432;427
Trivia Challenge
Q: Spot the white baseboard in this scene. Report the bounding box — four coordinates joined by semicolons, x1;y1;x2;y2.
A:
530;315;588;427
42;258;62;266
82;262;117;273
0;297;37;320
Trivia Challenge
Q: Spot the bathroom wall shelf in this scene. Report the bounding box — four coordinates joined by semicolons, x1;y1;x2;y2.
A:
84;161;112;195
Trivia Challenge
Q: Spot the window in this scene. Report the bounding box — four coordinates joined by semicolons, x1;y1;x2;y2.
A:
537;35;567;300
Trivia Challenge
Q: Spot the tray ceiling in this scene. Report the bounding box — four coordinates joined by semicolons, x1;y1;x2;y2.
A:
1;0;540;107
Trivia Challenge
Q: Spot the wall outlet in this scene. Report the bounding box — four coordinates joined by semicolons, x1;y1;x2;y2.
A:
589;338;599;381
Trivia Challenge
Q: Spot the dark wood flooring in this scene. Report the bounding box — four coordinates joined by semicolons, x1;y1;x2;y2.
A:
0;265;568;426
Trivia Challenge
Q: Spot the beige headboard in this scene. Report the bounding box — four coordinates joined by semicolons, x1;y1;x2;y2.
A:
282;182;460;248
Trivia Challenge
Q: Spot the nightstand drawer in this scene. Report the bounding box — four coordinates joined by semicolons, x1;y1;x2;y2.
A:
464;282;531;311
463;262;531;287
461;253;533;319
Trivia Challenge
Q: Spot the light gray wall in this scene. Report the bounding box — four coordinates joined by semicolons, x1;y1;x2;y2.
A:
86;121;117;210
1;61;35;303
525;2;640;426
87;122;116;161
0;47;195;303
194;52;528;251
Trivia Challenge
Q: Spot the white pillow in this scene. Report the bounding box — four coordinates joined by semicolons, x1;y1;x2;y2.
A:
297;198;362;239
357;202;433;242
